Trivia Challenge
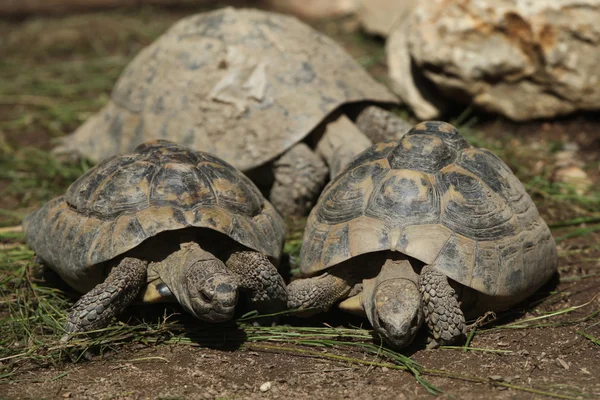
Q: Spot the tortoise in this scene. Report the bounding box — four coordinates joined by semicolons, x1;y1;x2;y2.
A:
23;140;288;334
53;7;412;217
287;121;558;349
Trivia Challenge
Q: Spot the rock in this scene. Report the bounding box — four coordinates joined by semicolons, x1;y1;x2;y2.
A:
357;0;417;37
387;0;600;121
551;143;592;195
552;165;592;195
386;16;448;119
259;381;272;392
262;0;359;19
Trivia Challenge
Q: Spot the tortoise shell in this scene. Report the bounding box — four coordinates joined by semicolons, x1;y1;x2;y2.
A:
23;140;285;293
56;7;397;169
300;121;557;297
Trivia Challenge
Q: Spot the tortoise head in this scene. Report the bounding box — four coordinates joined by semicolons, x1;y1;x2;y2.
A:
184;268;239;323
366;278;424;349
152;242;239;323
360;258;424;349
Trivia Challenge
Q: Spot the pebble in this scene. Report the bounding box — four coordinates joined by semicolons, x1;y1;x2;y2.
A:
553;166;592;195
260;381;271;392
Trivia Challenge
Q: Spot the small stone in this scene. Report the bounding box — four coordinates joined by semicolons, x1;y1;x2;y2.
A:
552;166;592;196
260;381;271;392
62;393;71;398
488;375;503;382
556;358;570;370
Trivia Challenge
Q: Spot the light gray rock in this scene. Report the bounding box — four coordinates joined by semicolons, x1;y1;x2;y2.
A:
388;0;600;121
387;15;448;120
263;0;359;19
358;0;417;37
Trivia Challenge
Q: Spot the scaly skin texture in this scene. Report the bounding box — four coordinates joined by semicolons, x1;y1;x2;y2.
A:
269;142;328;217
287;269;354;314
419;264;466;348
355;106;413;143
223;248;288;315
64;257;147;333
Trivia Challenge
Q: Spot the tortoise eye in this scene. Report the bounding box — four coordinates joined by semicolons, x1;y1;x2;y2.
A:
199;289;213;303
156;283;173;297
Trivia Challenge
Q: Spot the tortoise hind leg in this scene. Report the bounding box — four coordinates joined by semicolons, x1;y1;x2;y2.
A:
64;257;147;334
315;114;372;179
269;143;328;217
419;264;466;348
355;106;413;143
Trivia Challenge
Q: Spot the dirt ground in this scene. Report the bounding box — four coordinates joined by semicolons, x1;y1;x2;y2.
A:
3;287;600;400
1;3;599;400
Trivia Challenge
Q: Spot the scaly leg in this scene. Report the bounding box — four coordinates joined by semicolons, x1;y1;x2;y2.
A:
64;257;147;333
287;269;354;315
269;142;328;217
223;248;288;316
315;114;372;179
419;264;466;348
355;106;413;143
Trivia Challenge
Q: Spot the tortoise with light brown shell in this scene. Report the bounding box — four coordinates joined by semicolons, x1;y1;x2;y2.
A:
24;140;287;334
54;7;410;217
287;121;557;349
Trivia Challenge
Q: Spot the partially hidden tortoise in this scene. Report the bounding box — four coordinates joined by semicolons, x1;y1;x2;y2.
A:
287;121;558;349
23;140;287;334
54;7;412;217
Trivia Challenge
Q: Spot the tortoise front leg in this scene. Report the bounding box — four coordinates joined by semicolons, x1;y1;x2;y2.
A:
419;264;466;348
286;268;354;315
223;249;288;316
65;257;147;334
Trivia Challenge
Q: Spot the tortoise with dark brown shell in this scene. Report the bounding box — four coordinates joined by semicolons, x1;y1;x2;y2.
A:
23;140;287;334
288;121;557;349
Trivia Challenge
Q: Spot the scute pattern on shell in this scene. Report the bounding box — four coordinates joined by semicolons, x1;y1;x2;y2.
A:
301;121;557;297
56;7;397;170
23;140;285;293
